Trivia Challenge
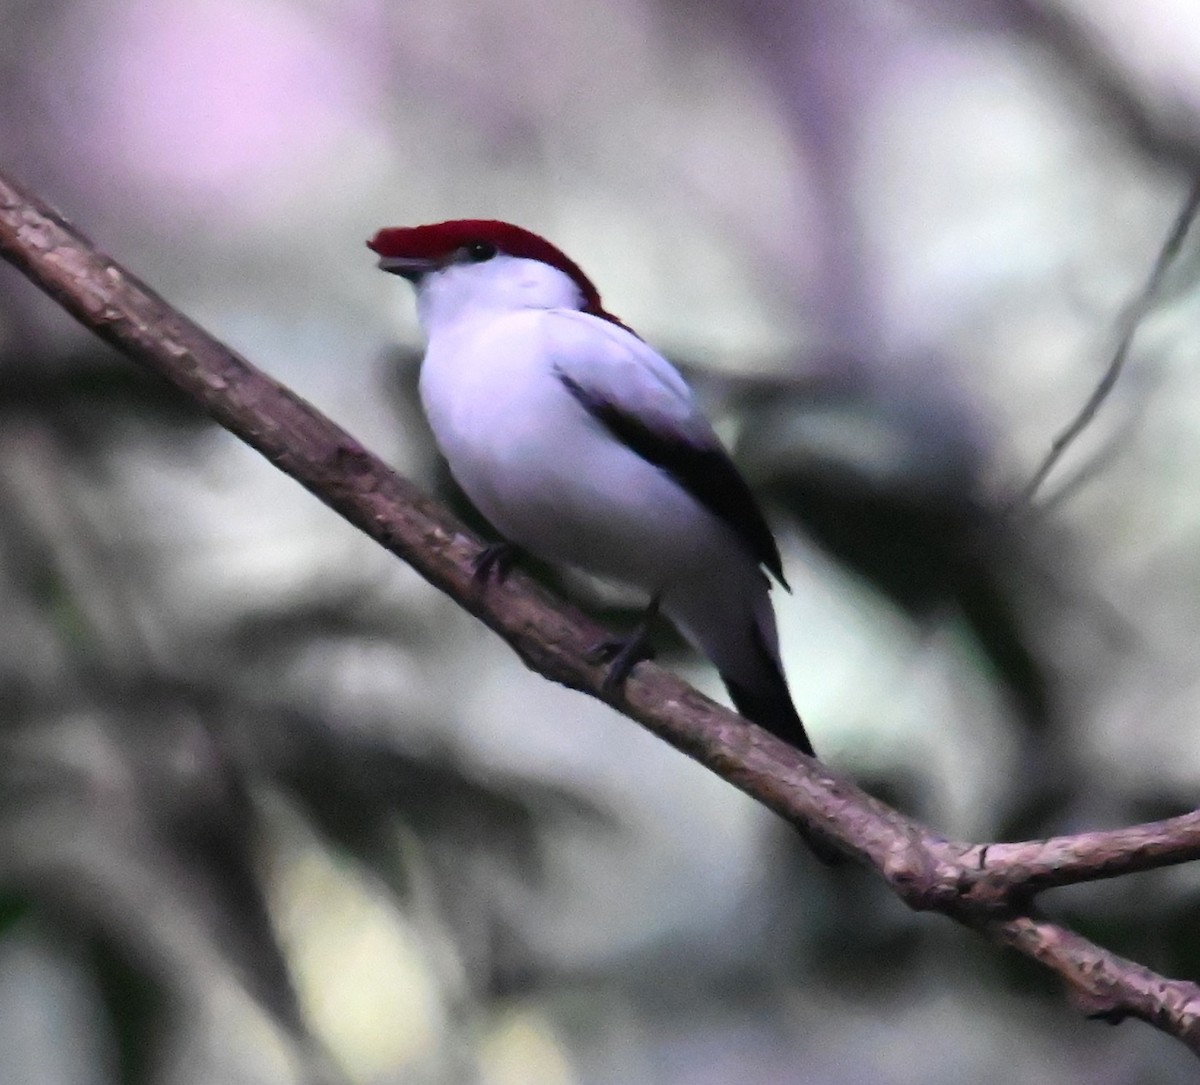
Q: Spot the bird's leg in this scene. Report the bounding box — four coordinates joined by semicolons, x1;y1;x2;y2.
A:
588;594;661;693
472;540;519;588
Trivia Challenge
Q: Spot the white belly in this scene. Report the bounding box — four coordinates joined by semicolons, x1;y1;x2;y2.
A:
419;315;737;594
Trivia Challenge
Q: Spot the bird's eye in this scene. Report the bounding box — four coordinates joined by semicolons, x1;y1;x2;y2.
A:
462;240;497;263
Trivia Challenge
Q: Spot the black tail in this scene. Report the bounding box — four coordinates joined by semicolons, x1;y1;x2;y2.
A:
720;626;816;758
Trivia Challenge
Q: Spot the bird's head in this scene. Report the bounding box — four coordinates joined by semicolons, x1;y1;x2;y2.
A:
368;219;626;334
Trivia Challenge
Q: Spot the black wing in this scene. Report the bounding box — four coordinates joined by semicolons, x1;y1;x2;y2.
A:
557;370;788;588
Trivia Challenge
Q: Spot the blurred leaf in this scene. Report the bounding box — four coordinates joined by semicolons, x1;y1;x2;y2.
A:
249;706;609;895
0;893;31;938
1160;895;1200;982
87;932;172;1085
0;345;212;436
738;386;1056;735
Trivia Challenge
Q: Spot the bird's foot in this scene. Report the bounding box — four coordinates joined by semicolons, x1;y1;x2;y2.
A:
472;541;518;589
588;633;657;693
588;595;662;693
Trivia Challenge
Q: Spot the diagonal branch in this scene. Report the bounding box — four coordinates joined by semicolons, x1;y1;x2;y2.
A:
979;913;1200;1031
2;167;1200;1053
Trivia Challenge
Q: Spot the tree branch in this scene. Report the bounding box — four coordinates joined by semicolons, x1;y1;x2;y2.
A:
960;809;1200;902
2;168;1199;1053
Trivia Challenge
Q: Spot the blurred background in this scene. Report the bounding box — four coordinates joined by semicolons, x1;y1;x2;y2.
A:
2;0;1200;1081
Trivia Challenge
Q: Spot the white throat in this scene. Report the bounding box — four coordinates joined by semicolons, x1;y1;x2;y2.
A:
413;255;586;338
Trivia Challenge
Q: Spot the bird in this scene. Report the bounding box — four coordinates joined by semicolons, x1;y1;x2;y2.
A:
368;220;816;759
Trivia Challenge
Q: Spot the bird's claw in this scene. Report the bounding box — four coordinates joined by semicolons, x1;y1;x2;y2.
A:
584;639;623;664
588;634;656;693
472;541;517;588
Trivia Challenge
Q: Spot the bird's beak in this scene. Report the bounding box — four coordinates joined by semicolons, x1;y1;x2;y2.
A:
375;255;439;282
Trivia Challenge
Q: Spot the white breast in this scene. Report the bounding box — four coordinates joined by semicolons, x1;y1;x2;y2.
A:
418;309;745;594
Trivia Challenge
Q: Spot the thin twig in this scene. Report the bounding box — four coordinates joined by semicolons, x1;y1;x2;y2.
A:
3;167;1200;1054
1019;177;1200;506
956;809;1200;905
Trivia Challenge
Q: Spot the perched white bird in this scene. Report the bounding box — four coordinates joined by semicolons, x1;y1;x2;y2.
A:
369;220;815;757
